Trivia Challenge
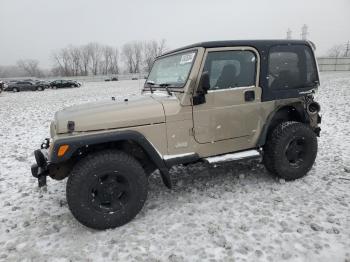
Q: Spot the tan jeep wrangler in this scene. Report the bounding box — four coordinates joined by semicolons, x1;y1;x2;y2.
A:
31;40;321;229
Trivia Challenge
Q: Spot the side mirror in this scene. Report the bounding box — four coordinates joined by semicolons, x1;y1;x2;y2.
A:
193;72;210;105
198;71;210;94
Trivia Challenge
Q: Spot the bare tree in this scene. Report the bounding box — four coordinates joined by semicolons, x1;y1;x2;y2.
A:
133;42;143;73
52;43;117;76
122;41;143;73
69;46;82;76
101;45;114;75
143;39;167;72
157;39;167;55
51;48;73;76
86;42;102;75
328;44;345;58
17;59;42;77
49;39;166;76
109;48;120;75
80;45;90;76
122;43;134;73
51;50;64;76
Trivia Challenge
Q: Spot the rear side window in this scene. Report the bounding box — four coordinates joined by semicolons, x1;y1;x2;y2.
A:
268;45;318;90
203;50;257;90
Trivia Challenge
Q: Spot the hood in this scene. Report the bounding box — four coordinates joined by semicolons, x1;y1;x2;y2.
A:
54;96;165;134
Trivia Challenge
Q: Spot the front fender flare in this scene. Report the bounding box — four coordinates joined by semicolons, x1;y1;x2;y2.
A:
50;130;172;188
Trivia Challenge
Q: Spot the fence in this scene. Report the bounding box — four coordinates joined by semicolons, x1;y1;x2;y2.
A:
317;57;350;72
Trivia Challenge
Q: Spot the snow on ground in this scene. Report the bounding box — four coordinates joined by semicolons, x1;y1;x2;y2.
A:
0;73;350;262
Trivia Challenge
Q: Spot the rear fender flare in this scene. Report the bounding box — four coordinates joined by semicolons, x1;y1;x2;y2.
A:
257;103;307;147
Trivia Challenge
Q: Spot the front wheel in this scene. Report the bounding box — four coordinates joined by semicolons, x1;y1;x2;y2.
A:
66;150;148;230
263;121;318;180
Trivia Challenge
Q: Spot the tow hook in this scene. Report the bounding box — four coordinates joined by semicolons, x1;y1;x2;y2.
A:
32;149;49;187
41;138;50;149
38;174;47;187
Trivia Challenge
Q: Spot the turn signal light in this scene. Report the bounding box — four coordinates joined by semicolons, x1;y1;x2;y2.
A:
57;145;69;157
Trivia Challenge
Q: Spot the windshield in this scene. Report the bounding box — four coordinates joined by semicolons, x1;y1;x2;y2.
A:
146;51;196;88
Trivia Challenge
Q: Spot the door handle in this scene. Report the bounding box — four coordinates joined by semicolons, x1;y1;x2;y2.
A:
244;90;255;102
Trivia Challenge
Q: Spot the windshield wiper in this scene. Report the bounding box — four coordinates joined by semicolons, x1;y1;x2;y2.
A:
159;83;172;96
145;80;154;93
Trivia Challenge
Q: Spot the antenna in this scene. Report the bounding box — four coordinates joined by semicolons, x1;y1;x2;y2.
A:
301;24;309;40
286;28;292;39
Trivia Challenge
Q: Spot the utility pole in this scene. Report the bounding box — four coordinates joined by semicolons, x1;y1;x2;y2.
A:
345;41;350;57
286;28;292;39
301;24;309;40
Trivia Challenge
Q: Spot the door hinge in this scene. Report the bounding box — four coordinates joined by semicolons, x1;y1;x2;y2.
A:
190;128;195;136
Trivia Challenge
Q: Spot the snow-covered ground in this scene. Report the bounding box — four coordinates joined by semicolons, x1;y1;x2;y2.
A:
0;73;349;261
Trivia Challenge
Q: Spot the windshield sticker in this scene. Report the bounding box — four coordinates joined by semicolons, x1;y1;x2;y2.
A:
180;53;195;65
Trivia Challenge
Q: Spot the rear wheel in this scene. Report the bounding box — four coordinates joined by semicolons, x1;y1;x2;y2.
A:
263;121;317;180
13;87;19;92
37;86;43;91
66;150;148;230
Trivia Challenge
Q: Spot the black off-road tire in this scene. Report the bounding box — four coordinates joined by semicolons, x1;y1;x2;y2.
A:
263;121;317;180
66;150;148;230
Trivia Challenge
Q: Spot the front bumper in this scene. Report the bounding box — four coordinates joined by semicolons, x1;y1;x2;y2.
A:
31;139;50;187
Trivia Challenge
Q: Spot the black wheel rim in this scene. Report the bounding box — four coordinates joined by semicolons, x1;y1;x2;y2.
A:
89;172;131;213
285;137;306;167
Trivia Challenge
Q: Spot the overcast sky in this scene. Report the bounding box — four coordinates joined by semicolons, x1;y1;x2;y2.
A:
0;0;349;68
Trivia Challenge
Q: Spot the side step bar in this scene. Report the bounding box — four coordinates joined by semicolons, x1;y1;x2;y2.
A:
205;149;261;164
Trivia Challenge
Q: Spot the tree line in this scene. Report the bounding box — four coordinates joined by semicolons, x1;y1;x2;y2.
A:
51;39;167;77
327;42;350;58
0;39;167;78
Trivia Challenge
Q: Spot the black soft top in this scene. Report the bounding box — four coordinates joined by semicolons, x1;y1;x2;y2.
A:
161;40;318;102
163;40;313;56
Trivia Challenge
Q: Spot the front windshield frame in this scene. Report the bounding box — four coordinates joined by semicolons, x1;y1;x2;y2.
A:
145;49;198;89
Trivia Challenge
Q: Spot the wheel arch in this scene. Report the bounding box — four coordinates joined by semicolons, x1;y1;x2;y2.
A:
257;102;308;147
50;130;172;188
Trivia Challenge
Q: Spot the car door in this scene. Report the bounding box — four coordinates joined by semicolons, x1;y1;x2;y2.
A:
54;80;61;88
192;47;262;144
27;82;35;91
17;81;26;91
23;82;32;91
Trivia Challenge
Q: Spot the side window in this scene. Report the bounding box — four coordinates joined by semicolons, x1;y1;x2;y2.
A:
203;50;257;90
268;45;318;90
305;48;318;83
